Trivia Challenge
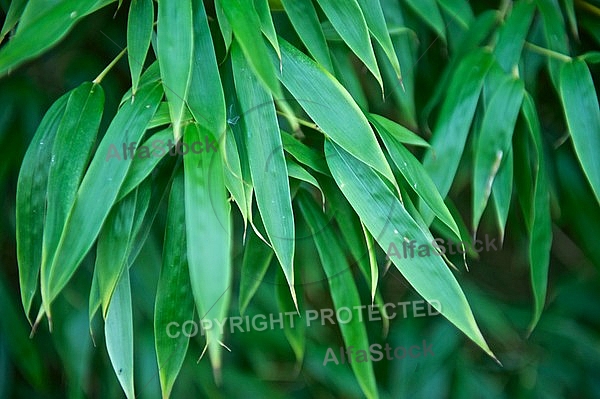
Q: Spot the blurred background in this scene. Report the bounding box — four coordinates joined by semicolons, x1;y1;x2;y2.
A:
1;1;600;398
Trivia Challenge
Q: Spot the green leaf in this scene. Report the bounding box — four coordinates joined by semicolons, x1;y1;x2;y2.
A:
521;93;552;333
218;0;282;97
368;113;430;148
183;123;231;381
325;140;497;362
127;0;154;95
232;43;297;305
155;170;195;398
559;59;600;204
0;0;106;76
491;147;513;241
404;0;446;42
277;39;395;186
315;0;383;91
493;0;535;73
281;0;334;72
436;0;474;30
286;159;323;198
42;83;104;289
16;93;68;319
157;0;193;141
254;0;280;59
116;128;173;202
223;125;250;227
41;81;163;317
187;0;227;137
239;225;274;315
375;123;460;239
0;0;26;43
421;49;494;224
105;270;134;399
536;0;570;88
473;75;524;230
297;190;379;399
96;189;139;318
215;0;232;52
356;0;403;79
281;131;330;176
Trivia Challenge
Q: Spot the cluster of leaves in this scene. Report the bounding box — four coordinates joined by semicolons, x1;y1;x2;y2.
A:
3;0;600;398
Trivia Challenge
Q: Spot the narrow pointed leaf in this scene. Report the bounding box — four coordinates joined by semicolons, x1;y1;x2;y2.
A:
356;0;403;79
42;81;163;313
315;0;383;90
421;49;494;224
559;59;600;204
42;83;104;286
127;0;154;95
105;270;134;399
281;0;333;72
326;140;497;361
473;76;524;230
0;0;26;42
404;0;446;42
277;39;395;185
155;170;195;398
187;0;227;137
376;124;460;239
239;226;274;315
96;189;139;317
298;191;378;399
157;0;193;141
218;0;282;97
493;0;535;73
183;123;231;380
16;94;68;319
368;113;430;148
232;43;296;302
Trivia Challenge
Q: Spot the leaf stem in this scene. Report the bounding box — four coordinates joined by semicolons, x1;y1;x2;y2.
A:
524;42;572;62
93;48;127;84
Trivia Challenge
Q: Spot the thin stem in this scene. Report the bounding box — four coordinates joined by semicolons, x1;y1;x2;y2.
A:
275;110;319;131
93;48;127;84
524;42;572;63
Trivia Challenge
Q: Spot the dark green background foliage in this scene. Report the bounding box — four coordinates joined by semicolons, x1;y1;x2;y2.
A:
1;0;600;398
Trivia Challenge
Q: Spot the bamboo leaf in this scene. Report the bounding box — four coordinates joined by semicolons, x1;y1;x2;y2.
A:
155;170;195;398
421;49;494;224
157;0;193;141
105;270;134;399
0;0;107;76
326;139;498;362
404;0;446;42
521;93;552;333
42;83;105;288
96;189;139;318
281;0;334;72
297;190;379;399
375;124;460;239
493;0;535;73
16;94;69;320
281;131;329;176
232;43;296;305
473;75;524;230
368;113;430;148
127;0;154;95
41;81;163;317
183;123;231;381
218;0;282;97
356;0;403;79
315;0;383;91
187;0;227;137
0;0;26;43
254;0;280;59
559;59;600;204
277;38;395;186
